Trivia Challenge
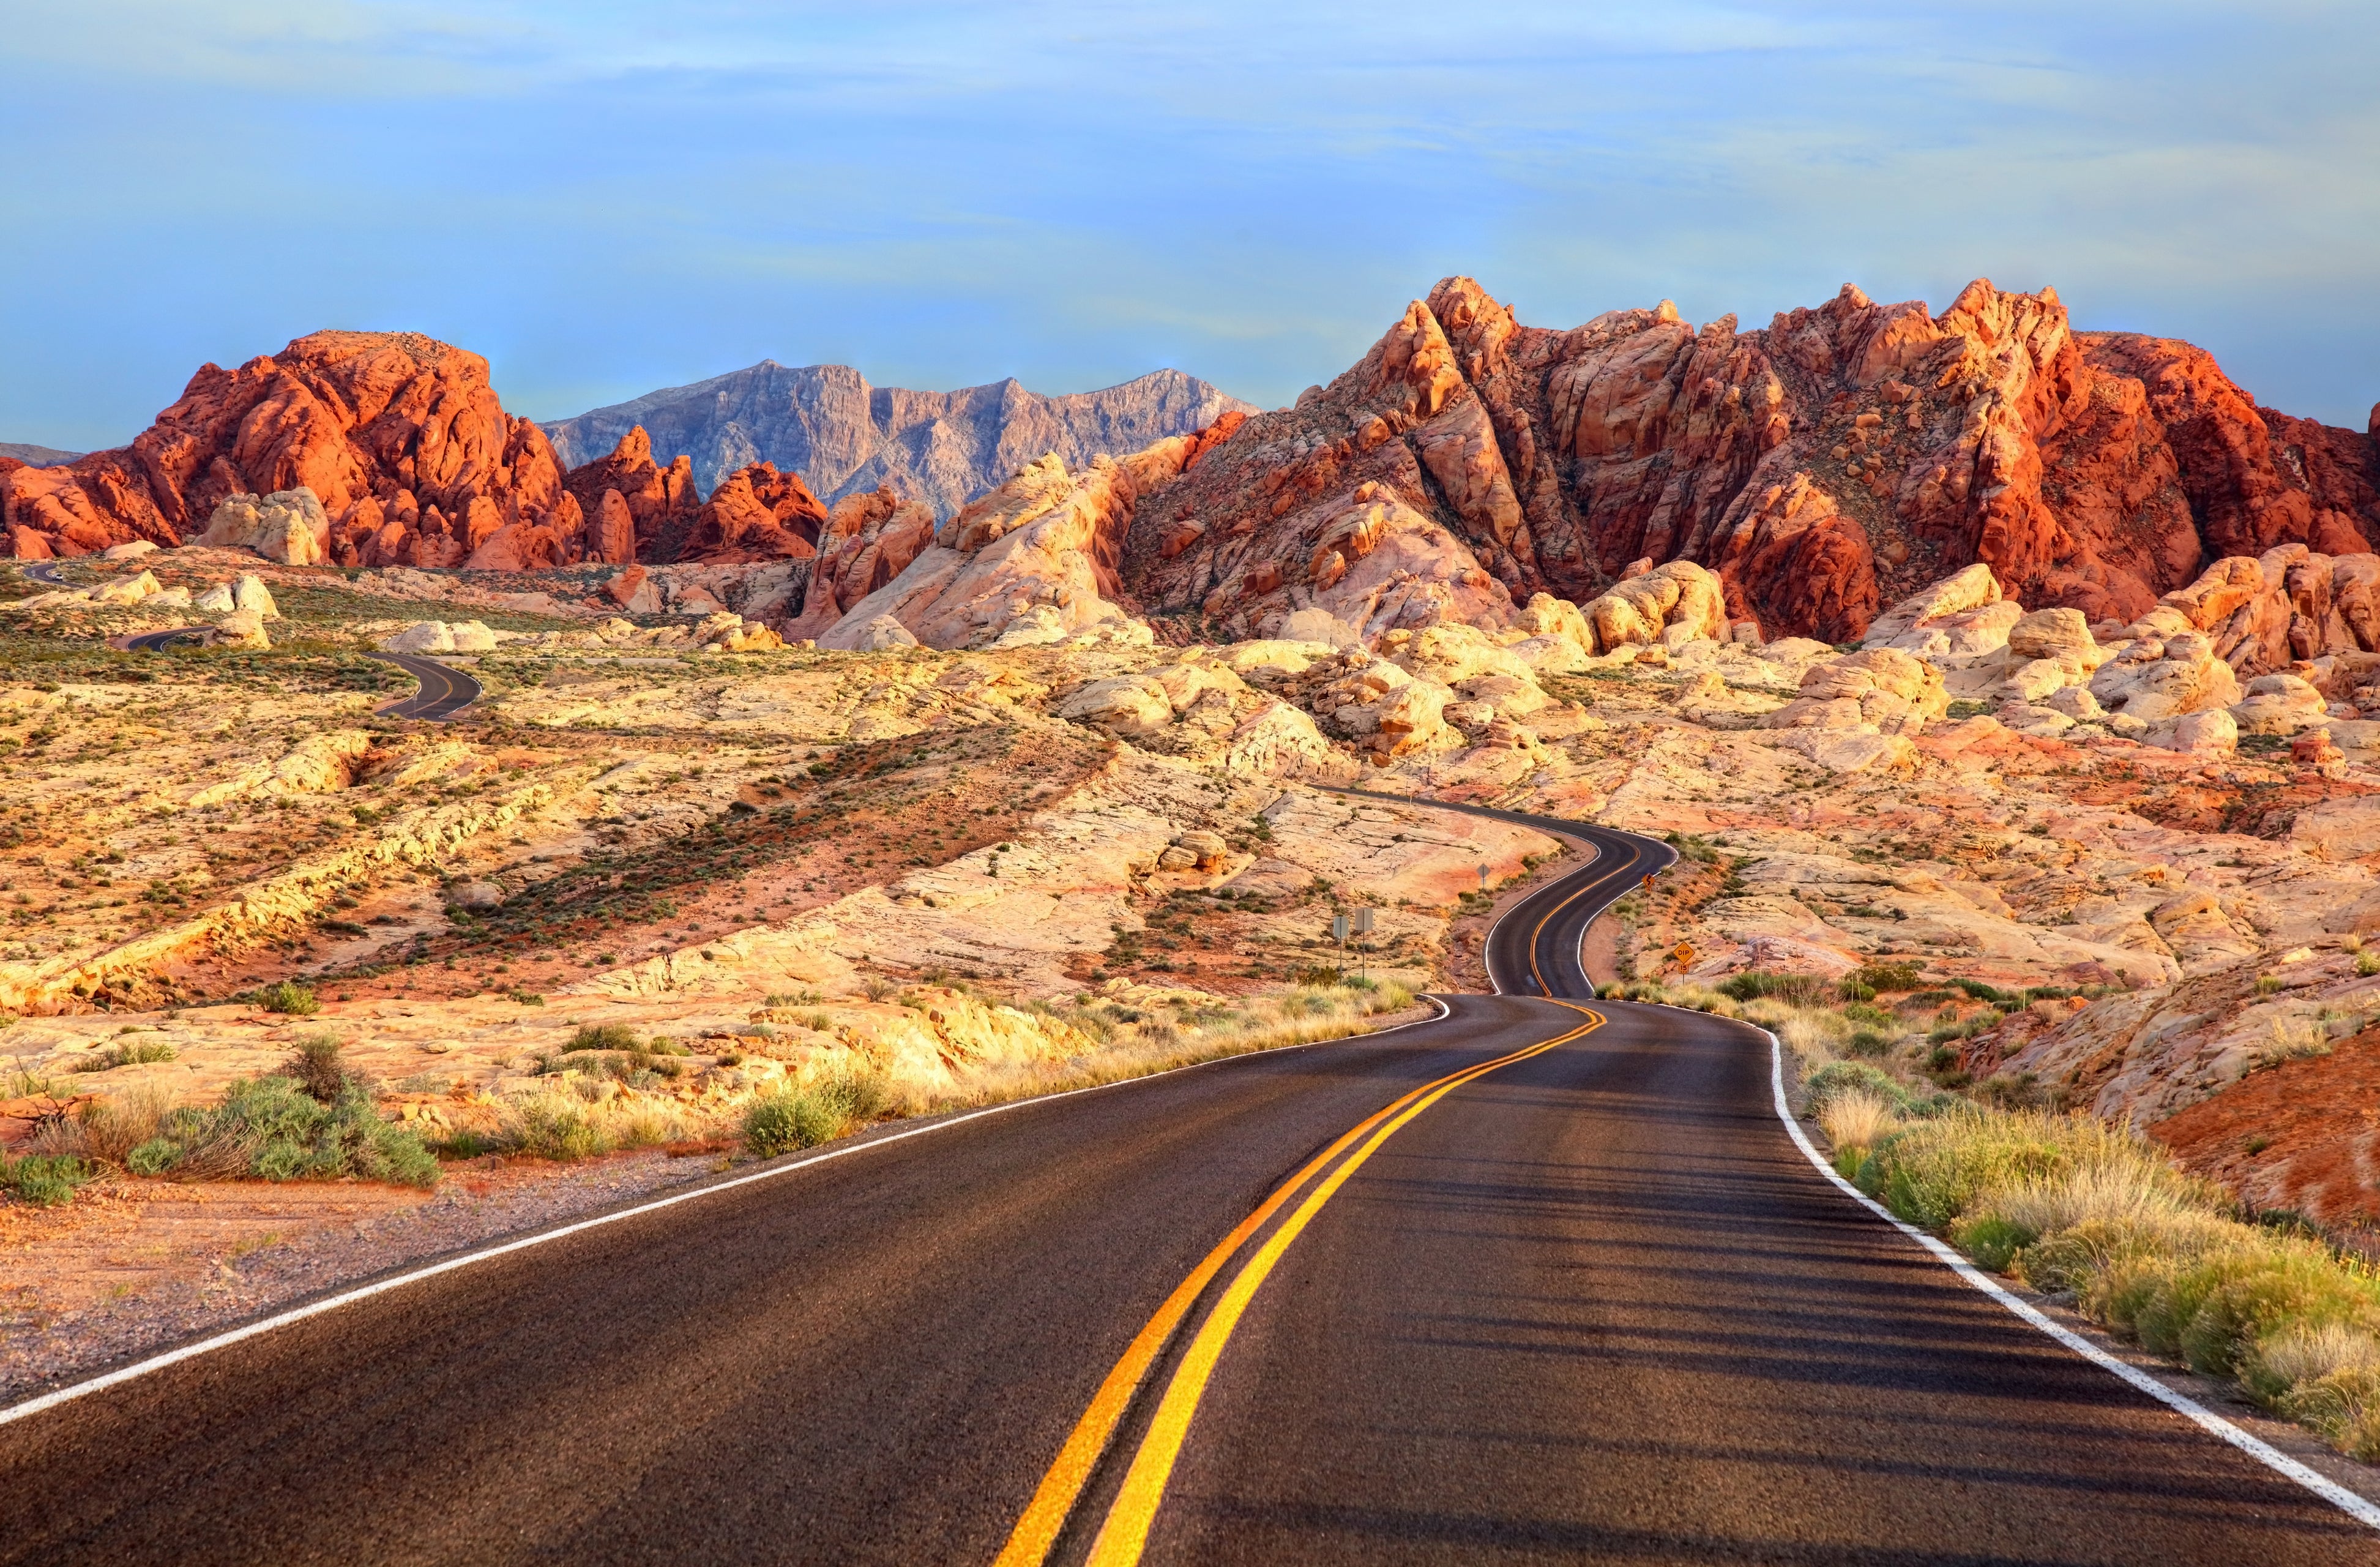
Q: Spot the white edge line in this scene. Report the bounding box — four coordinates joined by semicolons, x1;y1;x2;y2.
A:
1760;1024;2380;1531
0;995;1453;1430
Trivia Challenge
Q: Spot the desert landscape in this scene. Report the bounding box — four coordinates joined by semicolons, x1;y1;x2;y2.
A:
9;268;2380;1530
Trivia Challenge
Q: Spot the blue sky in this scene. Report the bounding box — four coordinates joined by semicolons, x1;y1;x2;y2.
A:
4;2;2376;450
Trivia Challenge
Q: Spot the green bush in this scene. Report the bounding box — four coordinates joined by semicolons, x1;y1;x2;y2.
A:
1717;971;1834;1006
72;1039;177;1072
569;1022;641;1052
741;1066;891;1157
257;980;320;1016
128;1075;436;1187
1;1153;94;1206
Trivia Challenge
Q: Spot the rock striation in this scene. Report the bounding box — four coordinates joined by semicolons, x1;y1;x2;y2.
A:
542;362;1255;520
1119;277;2380;644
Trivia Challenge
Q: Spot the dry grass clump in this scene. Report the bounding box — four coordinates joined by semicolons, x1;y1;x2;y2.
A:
932;980;1419;1112
496;1081;703;1161
1849;1104;2380;1460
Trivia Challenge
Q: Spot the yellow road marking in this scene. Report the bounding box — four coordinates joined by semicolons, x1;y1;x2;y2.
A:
1523;840;1644;997
993;1020;1593;1566
999;1009;1603;1567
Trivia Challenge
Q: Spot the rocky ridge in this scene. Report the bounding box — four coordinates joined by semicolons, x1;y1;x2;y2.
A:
1110;277;2380;646
540;362;1254;518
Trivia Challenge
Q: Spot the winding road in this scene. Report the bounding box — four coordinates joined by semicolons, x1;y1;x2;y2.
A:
0;802;2371;1564
366;649;483;721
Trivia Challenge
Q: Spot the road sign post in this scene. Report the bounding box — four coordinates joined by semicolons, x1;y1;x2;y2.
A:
1352;907;1375;982
1332;911;1350;979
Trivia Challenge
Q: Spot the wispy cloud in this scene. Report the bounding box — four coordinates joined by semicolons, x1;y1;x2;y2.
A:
3;1;2374;447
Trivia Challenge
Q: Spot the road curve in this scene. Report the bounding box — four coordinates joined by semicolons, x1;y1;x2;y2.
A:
123;626;206;651
0;809;2371;1563
20;560;68;587
1322;786;1671;997
368;649;482;720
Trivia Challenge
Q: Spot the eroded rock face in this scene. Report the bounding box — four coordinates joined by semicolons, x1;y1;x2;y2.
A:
1114;277;2380;645
1;331;570;565
818;444;1178;652
540;362;1255;518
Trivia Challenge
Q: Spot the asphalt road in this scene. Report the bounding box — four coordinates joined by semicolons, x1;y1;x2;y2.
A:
0;810;2370;1565
124;626;206;651
367;649;483;720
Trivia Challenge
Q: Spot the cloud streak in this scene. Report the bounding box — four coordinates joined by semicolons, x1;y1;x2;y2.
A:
4;1;2374;449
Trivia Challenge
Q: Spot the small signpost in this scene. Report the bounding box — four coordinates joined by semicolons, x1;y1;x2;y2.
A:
1332;907;1380;982
1479;864;1491;891
1673;941;1696;969
1641;872;1657;891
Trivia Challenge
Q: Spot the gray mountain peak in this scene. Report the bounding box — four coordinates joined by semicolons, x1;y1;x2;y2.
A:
542;363;1255;518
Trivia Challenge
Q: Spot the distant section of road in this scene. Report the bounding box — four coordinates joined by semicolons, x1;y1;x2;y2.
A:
367;651;481;721
124;627;206;651
20;561;68;587
1321;786;1672;998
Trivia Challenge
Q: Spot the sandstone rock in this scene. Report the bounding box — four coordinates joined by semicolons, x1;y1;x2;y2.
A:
381;621;455;654
2005;607;2100;668
2229;673;2329;736
2140;707;2238;756
2293;728;2349;779
819;450;1161;652
192;583;235;613
2;331;572;565
448;621;499;653
561;427;698;564
2089;630;2240;721
1582;560;1728;653
2290;796;2380;859
91;570;160;605
1863;563;2004;649
1766;647;1946;736
102;540;157;562
606;565;663;616
448;881;504;911
211;608;270;650
1994;701;2075;737
146;585;191;609
1095;276;2379;649
233;574;278;619
201;488;329;565
847;615;919;651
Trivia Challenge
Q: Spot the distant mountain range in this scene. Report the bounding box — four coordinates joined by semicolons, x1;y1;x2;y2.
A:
540;362;1255;518
0;443;84;468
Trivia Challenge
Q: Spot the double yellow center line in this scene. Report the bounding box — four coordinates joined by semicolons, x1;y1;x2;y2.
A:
996;1003;1606;1567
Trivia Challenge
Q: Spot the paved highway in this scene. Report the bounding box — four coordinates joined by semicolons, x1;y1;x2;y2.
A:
0;807;2369;1565
123;626;206;651
20;559;69;587
367;649;483;720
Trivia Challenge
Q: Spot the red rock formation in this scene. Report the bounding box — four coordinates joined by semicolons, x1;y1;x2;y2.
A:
664;462;829;565
556;425;697;565
0;331;570;566
783;487;939;640
1126;279;2380;641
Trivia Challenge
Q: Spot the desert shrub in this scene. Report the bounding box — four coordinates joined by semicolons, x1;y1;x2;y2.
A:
78;1083;173;1163
1718;971;1834;1006
1807;1060;1914;1114
129;1075;437;1186
1845;1029;1892;1058
1;1152;94;1206
502;1093;611;1161
569;1022;641;1052
283;1033;359;1102
71;1039;177;1072
1848;961;1925;993
257;980;320;1016
743;1063;893;1157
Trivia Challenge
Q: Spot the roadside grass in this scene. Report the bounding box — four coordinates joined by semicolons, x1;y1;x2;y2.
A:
919;980;1421;1118
1589;967;2380;1460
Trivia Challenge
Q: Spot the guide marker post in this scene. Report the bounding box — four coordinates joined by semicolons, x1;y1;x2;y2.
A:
1332;911;1349;981
1352;906;1375;983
